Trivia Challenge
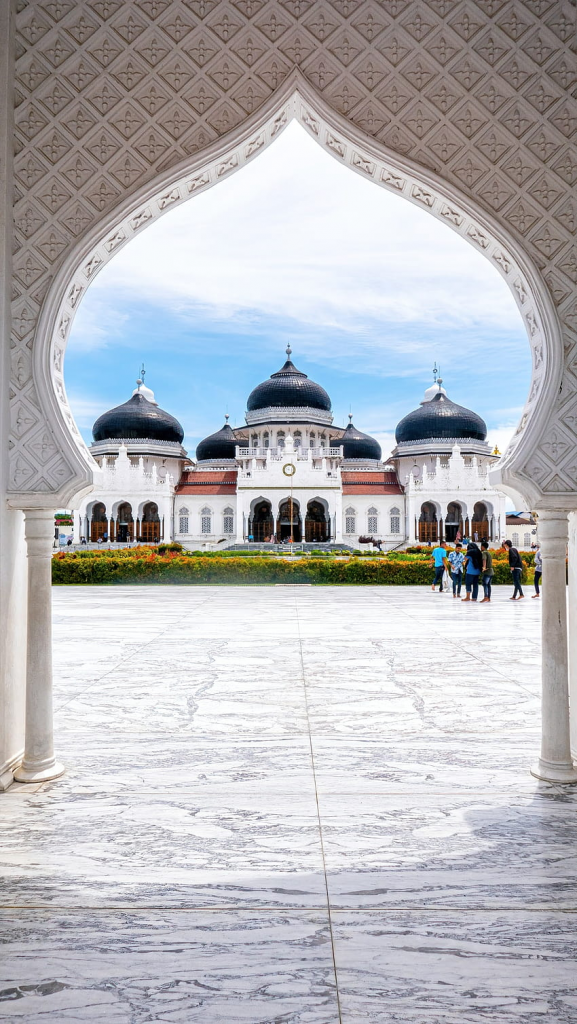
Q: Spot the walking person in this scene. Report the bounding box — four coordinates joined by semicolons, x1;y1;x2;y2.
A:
462;542;482;602
448;542;464;598
502;539;524;600
532;543;542;598
430;540;449;593
480;540;494;603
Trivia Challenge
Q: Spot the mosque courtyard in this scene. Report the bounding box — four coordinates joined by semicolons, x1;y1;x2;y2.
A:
1;584;576;1023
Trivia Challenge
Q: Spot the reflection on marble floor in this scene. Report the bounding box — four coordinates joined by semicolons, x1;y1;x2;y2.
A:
2;585;577;1022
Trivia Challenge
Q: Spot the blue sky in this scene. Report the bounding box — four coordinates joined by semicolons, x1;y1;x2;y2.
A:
65;121;530;459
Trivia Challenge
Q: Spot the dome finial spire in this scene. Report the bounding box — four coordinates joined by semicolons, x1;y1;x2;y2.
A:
132;363;157;405
286;343;292;358
348;412;353;422
225;413;229;423
433;362;438;382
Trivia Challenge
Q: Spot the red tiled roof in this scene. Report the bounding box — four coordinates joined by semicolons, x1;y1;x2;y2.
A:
342;471;403;495
176;470;237;495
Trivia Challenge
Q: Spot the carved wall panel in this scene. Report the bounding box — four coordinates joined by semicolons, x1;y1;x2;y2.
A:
8;0;577;506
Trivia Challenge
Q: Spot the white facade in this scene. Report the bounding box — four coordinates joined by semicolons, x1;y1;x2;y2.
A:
399;444;507;546
79;384;515;551
75;444;181;545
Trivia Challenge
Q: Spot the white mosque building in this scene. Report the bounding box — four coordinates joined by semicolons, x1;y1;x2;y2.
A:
74;351;508;549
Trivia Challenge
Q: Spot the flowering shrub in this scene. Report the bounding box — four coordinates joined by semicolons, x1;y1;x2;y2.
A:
52;547;534;585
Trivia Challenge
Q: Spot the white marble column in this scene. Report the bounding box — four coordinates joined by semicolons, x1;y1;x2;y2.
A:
531;509;577;784
568;512;577;758
14;510;64;784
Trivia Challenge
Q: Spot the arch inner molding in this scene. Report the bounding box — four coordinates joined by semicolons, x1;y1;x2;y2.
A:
9;0;577;510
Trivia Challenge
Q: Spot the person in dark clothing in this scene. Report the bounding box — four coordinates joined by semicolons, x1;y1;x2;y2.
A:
502;539;524;599
462;542;482;602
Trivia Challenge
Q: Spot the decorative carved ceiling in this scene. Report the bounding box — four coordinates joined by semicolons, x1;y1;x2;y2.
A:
9;0;577;502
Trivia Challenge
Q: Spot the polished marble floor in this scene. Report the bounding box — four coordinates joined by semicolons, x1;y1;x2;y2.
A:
2;585;576;1022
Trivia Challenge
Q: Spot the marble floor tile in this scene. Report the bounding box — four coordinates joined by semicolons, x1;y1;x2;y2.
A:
0;909;338;1023
56;687;309;737
320;791;577;908
331;909;577;1023
1;789;326;908
40;736;317;795
310;734;550;793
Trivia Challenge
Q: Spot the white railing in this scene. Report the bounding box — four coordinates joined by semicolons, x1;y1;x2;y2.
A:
237;446;342;459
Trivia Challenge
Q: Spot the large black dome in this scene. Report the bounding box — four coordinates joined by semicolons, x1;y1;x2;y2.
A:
247;348;331;412
92;392;184;443
395;391;487;444
339;420;382;460
196;420;238;461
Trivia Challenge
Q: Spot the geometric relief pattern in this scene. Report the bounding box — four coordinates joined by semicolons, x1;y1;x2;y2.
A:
9;0;577;501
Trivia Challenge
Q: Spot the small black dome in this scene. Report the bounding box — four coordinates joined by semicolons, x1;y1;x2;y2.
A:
93;392;184;443
196;420;238;461
339;420;382;460
395;391;487;444
247;349;331;412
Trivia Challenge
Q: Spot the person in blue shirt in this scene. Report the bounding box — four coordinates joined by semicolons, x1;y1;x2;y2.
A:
462;542;483;602
430;541;449;592
448;543;465;598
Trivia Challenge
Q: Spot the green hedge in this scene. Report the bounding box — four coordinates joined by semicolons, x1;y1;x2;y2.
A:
52;552;533;586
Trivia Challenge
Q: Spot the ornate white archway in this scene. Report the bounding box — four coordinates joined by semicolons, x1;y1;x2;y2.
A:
9;76;563;512
3;0;577;790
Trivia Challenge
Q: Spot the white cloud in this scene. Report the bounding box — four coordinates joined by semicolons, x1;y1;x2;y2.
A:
90;122;525;338
68;299;130;352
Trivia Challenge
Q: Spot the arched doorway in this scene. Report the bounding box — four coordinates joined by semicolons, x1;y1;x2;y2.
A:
90;502;107;543
251;500;274;543
139;502;161;544
19;80;560;521
472;502;489;543
419;502;438;545
305;499;329;543
277;498;302;543
116;502;134;544
445;502;464;544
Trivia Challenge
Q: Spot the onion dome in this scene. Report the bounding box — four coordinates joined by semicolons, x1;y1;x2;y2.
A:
92;390;184;443
196;416;238;461
247;346;331;412
395;390;487;444
339;415;382;460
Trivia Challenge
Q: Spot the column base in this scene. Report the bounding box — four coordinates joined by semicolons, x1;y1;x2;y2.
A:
14;761;65;784
531;759;577;784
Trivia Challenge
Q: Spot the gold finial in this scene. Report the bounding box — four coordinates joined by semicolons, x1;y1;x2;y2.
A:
493;444;501;456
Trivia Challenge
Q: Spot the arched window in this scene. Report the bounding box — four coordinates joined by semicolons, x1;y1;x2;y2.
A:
390;506;401;535
367;506;378;533
294;430;302;448
223;507;234;534
512;532;520;547
345;506;356;534
263;431;269;448
200;506;212;534
524;532;531;547
179;506;189;534
277;430;285;448
309;431;316;448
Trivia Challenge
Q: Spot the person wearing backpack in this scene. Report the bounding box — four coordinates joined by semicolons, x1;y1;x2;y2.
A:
502;539;524;600
462;542;483;602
